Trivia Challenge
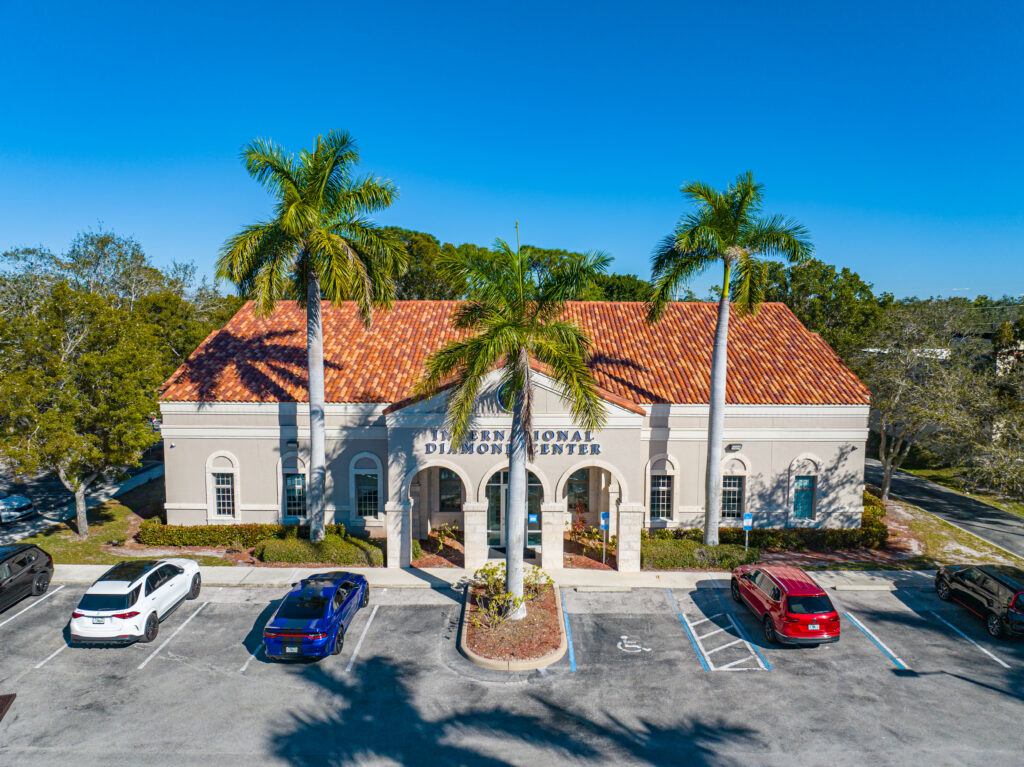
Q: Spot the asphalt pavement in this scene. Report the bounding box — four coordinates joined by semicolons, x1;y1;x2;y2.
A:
865;459;1024;558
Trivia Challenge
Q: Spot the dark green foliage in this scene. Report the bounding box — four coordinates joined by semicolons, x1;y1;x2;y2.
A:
386;227;466;300
590;272;652;302
641;538;760;570
411;539;423;560
254;534;385;566
137;519;347;547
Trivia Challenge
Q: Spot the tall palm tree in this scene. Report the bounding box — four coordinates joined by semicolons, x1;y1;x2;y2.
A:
217;131;405;542
417;227;609;617
647;172;812;545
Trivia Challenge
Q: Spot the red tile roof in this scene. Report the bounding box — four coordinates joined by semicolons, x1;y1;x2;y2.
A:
159;301;870;406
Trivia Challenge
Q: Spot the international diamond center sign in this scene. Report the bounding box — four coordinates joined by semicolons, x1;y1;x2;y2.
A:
421;428;601;456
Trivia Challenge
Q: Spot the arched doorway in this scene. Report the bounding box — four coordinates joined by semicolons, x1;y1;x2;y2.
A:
407;464;471;542
484;469;543;551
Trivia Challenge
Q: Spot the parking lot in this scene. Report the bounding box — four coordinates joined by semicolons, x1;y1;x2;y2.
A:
0;579;1021;766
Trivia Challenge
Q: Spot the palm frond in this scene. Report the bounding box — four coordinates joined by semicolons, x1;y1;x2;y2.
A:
647;235;716;322
731;252;768;318
742;214;813;264
242;139;300;201
531;329;606;431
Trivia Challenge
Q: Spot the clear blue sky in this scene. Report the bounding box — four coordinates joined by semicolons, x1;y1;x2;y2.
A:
1;1;1021;299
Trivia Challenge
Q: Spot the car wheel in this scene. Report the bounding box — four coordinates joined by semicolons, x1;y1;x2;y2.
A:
986;613;1006;639
187;573;202;600
360;585;369;608
763;615;777;644
936;579;951;601
730;579;742;604
31;571;51;596
332;630;345;656
140;613;159;643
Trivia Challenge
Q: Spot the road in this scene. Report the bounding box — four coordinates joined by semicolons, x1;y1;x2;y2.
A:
866;458;1024;559
0;582;1021;766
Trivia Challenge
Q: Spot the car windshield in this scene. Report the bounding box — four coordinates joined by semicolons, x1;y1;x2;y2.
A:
78;586;140;612
786;595;834;615
277;596;328;620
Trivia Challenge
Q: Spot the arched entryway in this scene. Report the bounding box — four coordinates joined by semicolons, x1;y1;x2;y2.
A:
407;463;471;542
483;469;544;551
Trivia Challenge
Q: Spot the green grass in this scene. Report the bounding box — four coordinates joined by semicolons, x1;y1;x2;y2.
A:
254;534;385;566
902;467;1024;520
19;480;231;567
902;501;1024;568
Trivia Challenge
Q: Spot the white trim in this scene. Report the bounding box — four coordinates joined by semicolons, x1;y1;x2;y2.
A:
277;451;309;521
644;452;679;526
554;459;630;504
160;401;388;416
477;460;553;503
641;428;869;442
787;453;823;526
648;404;871;417
349;451;384;520
722;453;751;475
160;426;388;440
400;460;474;505
205;450;239;521
386;414;641;429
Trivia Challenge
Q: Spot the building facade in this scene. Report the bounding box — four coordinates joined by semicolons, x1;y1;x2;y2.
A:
159;301;871;572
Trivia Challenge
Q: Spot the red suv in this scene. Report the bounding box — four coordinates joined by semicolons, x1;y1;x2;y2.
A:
731;565;840;645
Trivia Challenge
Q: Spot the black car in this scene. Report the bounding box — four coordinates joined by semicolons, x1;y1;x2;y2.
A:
0;544;53;612
935;564;1024;638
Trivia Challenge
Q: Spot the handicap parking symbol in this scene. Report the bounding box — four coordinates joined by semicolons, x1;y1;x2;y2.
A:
617;635;651;653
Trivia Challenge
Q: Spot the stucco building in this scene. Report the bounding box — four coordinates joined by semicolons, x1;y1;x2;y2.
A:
158;300;870;572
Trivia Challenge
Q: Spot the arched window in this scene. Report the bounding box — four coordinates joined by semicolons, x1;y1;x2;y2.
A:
350;453;383;518
279;453;308;519
206;451;239;519
645;454;679;523
789;455;822;521
721;456;749;521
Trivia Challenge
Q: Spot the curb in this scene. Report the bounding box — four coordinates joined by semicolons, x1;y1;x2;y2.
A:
458;584;568;672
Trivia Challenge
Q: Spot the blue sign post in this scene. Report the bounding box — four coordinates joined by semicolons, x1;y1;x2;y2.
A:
742;512;753;551
528;513;538;524
600;512;610;564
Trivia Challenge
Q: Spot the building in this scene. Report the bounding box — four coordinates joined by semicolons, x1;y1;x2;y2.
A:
158;300;871;572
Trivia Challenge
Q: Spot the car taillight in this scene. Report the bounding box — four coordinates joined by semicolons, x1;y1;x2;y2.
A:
72;611;83;618
111;611;139;619
308;632;327;640
783;615;801;624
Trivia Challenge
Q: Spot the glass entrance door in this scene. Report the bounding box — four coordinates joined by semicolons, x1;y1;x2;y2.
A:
485;470;542;549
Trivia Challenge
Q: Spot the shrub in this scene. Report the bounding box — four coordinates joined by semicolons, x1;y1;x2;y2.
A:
137;519;346;548
524;567;553;600
470;591;524;630
433;521;460;553
254;533;384;566
411;539;423;560
641;538;760;570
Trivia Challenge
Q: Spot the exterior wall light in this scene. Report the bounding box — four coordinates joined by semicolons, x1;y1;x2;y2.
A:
286;440;298;448
726;443;743;452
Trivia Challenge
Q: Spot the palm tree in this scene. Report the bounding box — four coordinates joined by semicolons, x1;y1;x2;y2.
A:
647;172;812;545
417;227;609;617
217;131;405;542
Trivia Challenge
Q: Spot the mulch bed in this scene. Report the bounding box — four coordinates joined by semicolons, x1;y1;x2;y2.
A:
563;535;616;570
465;584;561;661
412;532;465;568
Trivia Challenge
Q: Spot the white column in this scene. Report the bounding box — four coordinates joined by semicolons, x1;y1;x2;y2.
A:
462;501;489;571
540;501;566;571
616;502;645;573
385;501;411;569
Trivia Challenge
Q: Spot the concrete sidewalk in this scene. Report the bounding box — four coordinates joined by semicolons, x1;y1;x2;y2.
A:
52;562;936;591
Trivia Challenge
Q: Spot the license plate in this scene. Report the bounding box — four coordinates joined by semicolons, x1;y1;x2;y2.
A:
285;646;298;654
808;623;819;631
92;618;105;625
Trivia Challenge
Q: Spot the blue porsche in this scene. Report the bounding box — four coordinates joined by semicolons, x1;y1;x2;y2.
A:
262;571;369;660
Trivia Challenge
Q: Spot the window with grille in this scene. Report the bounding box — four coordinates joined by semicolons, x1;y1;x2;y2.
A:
438;468;462;512
213;473;235;516
284;473;307;517
355;472;379;517
721;475;745;519
793;475;816;519
649;475;673;520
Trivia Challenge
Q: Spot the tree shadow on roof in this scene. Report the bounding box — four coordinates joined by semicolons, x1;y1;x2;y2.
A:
588;353;668;404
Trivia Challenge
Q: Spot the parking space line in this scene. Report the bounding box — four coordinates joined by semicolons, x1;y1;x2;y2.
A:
560;589;576;672
689;613;722;627
724;613;771;671
239;642;263;673
0;585;66;629
34;644;67;669
705;638;743;655
928;611;1011;669
842;611;909;670
344;604;379;673
698;627;727;640
666;589;710;671
137;602;208;670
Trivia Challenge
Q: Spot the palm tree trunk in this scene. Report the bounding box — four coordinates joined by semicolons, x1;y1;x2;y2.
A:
306;272;328;543
505;388;528;619
704;262;731;546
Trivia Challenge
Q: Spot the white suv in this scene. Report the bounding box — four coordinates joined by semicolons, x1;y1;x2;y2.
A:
70;559;201;644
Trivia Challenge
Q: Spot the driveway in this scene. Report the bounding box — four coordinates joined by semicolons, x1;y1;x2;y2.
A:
866;458;1024;559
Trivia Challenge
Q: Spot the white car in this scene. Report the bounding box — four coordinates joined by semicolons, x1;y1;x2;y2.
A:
70;559;201;644
0;493;37;524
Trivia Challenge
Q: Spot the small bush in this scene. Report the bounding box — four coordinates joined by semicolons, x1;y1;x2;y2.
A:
470;591;524;630
641;538;760;570
524;567;553;600
411;539;423;560
137;520;347;548
254;533;384;566
433;521;460;553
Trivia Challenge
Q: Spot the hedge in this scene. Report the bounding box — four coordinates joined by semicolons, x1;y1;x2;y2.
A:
254;534;385;566
641;538;760;570
137;519;348;548
643;492;889;552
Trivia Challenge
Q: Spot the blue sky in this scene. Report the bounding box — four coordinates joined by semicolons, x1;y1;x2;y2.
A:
1;1;1021;299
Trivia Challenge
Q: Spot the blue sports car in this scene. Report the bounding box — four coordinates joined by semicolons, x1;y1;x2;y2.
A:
263;571;369;660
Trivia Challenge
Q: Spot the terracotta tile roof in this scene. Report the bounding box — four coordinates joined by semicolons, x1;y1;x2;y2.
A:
159;301;870;406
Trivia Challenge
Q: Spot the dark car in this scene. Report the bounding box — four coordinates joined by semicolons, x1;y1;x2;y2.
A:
263;571;369;660
935;564;1024;638
0;544;53;612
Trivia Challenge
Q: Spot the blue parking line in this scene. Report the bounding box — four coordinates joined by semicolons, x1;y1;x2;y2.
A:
842;611;909;670
560;589;576;672
665;588;711;671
